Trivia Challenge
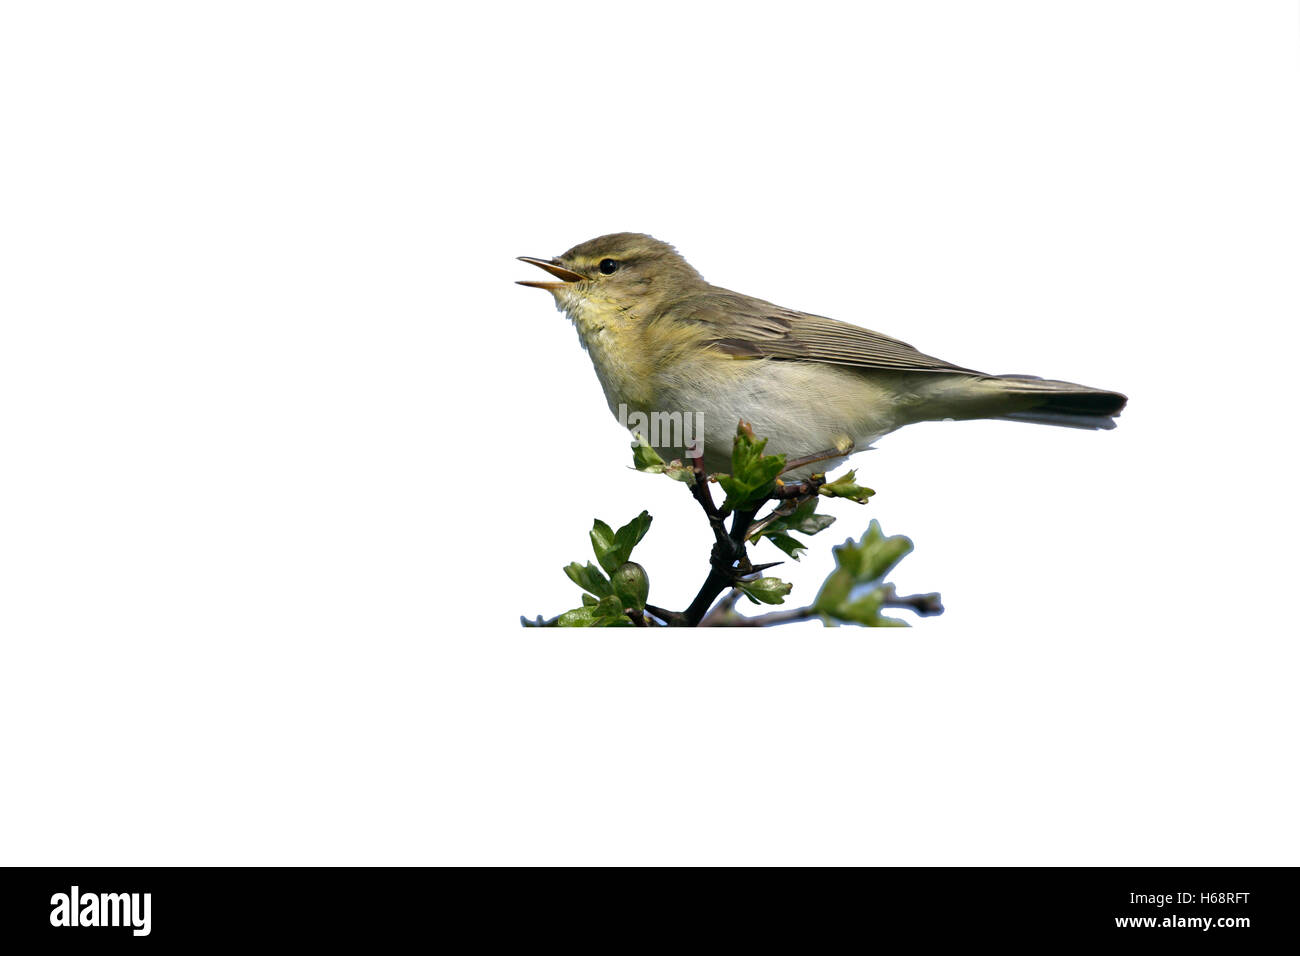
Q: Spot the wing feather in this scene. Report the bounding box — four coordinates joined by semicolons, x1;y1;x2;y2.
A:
660;290;981;375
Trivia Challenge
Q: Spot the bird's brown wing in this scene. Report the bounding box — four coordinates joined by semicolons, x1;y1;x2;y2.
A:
663;290;982;375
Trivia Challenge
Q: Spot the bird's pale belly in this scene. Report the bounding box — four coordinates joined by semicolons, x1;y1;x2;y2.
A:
628;358;924;476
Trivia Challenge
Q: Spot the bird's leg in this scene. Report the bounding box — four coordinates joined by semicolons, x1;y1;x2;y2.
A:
780;437;855;476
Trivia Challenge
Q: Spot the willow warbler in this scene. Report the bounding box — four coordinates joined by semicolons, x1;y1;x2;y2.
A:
518;233;1126;475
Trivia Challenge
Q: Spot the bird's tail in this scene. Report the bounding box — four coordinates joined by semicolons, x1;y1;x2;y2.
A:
987;374;1128;430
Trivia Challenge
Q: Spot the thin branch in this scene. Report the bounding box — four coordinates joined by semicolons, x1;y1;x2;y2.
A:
699;588;743;626
880;585;945;617
705;604;822;627
646;604;686;626
680;455;750;625
701;589;944;627
770;476;824;499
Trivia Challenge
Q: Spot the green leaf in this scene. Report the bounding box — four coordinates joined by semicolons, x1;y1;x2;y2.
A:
554;606;600;626
748;498;835;562
764;532;808;560
812;520;918;626
592;594;636;626
719;422;787;511
737;575;793;605
555;594;634;627
873;614;910;628
776;497;837;535
631;435;695;484
590;511;653;574
589;520;617;573
813;567;855;613
834;588;883;625
819;469;875;504
833;589;910;627
564;561;612;598
612;510;652;560
631;435;666;470
833;519;913;583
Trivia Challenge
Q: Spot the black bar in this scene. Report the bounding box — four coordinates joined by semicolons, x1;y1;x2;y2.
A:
0;866;1293;945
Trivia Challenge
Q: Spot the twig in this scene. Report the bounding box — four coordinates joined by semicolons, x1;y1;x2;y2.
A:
646;604;686;626
880;585;945;617
680;455;751;625
626;607;655;627
705;605;822;627
701;587;944;627
699;589;743;626
771;476;824;499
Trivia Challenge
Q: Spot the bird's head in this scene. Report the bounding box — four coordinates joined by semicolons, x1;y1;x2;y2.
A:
517;233;707;331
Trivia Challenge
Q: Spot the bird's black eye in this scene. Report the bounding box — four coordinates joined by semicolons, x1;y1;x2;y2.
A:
598;258;619;275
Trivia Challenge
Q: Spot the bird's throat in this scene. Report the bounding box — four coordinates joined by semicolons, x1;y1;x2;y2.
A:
559;294;657;412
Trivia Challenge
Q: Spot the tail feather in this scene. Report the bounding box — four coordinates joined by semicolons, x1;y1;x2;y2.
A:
990;374;1127;431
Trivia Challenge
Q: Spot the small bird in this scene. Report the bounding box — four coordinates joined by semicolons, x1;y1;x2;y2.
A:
519;233;1126;475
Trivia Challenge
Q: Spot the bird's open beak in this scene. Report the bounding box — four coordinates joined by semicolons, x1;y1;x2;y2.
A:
516;256;589;291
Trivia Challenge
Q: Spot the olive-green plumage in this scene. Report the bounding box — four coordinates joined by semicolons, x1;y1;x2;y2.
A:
519;233;1126;475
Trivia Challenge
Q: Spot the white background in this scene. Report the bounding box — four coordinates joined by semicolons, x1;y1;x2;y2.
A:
2;1;1297;865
